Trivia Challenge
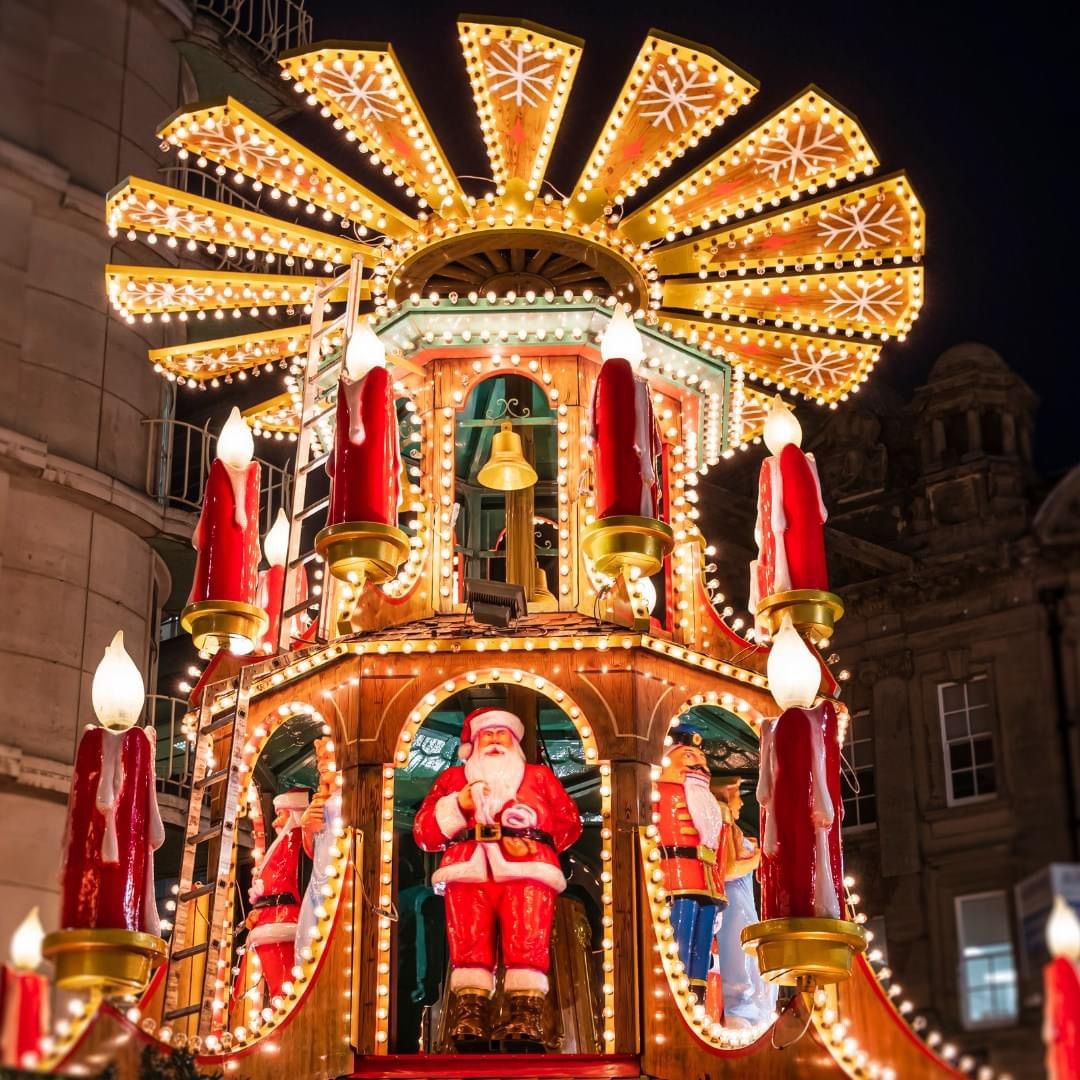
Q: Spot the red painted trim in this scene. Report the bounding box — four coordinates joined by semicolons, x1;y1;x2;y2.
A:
350;1052;641;1078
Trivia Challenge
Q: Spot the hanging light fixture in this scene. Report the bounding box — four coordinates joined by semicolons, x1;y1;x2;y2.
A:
477;422;537;491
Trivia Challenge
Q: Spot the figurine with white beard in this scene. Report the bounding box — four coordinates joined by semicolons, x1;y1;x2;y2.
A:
413;708;582;1050
655;727;735;1002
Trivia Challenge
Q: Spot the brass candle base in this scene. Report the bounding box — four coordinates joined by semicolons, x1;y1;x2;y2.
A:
43;928;167;994
581;515;674;578
315;520;410;584
740;916;866;987
180;598;268;658
754;588;844;641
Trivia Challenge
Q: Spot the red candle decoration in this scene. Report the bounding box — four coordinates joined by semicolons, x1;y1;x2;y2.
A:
1;909;48;1068
59;634;165;935
590;307;661;520
750;396;829;634
256;509;289;654
189;407;261;609
327;324;401;528
1045;896;1080;1079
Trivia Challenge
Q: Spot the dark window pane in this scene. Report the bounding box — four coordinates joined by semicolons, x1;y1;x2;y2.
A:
975;766;996;794
966;679;990;708
859;768;876;795
951;742;973;770
945;713;969;740
953;771;975;800
968;705;992;734
862;795;877;824
973;737;994;766
941;684;965;712
841;776;857;800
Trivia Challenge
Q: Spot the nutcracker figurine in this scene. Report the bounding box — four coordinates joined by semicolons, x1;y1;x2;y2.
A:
655;728;734;1001
43;632;167;992
316;322;408;586
742;617;864;985
413;708;582;1049
238;789;323;1010
182;407;267;656
749;396;842;640
582;306;673;579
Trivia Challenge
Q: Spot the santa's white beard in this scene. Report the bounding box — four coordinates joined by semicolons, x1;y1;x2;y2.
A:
684;773;724;851
464;743;526;825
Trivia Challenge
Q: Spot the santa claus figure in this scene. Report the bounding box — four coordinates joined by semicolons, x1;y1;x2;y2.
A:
590;306;662;520
189;407;262;622
749;397;828;635
240;789;323;1009
655;728;734;1001
327;323;401;529
413;708;582;1049
756;619;844;920
59;632;164;936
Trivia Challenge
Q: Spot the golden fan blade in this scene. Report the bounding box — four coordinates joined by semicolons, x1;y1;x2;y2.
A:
457;17;582;203
279;42;467;214
106;177;366;267
652;173;924;276
157;98;417;240
568;31;758;222
620;86;879;245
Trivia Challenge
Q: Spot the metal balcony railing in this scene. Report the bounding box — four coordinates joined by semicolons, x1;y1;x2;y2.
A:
148;694;195;796
194;0;312;64
144;417;293;538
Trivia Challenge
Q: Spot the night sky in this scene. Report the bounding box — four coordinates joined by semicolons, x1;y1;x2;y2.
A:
297;1;1070;472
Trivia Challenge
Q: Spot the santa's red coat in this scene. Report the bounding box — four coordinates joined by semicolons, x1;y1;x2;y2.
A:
189;458;261;606
413;763;582;895
655;781;729;902
327;366;401;527
247;824;304;943
757;702;844;920
591;356;662;519
60;726;164;934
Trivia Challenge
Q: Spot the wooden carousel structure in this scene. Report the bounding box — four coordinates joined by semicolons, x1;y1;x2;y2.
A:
14;15;979;1080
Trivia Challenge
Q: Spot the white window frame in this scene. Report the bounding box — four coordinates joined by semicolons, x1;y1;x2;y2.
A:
841;709;877;832
954;890;1019;1030
937;675;997;806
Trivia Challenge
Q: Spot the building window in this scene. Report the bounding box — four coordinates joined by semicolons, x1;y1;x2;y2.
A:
841;710;876;829
938;676;996;804
955;891;1019;1028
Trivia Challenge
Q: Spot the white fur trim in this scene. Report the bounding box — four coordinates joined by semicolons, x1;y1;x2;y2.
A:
469;710;525;742
483;844;567;893
434;792;468;839
505;968;549;993
273;790;310;813
450;967;494;993
431;847;489;890
247;921;299;947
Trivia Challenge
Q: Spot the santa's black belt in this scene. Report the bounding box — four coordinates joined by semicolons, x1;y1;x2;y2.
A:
447;824;554;846
658;844;717;864
251;892;299;909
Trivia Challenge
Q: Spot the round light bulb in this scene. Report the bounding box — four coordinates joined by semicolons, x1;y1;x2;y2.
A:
1047;895;1080;960
10;906;44;970
216;406;254;469
91;630;145;731
638;577;658;614
344;322;386;379
766;615;820;711
763;395;803;455
263;508;289;568
600;306;645;366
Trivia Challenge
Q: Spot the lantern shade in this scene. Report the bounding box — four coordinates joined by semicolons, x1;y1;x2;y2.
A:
216;406;254;469
477;422;538;491
91;631;145;731
766;616;820;711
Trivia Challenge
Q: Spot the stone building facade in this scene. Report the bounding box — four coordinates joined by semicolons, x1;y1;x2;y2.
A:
706;342;1080;1077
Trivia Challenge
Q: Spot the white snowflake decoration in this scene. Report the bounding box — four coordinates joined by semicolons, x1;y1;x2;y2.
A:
754;122;844;184
195;131;281;176
639;61;716;131
484;41;555;107
817;201;903;250
823;280;904;324
780;343;850;388
322;70;399;123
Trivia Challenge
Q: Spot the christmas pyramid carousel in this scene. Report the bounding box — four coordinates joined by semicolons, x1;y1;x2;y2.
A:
7;14;1001;1080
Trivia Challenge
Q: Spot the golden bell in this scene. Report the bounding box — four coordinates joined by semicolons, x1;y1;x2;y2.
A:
531;563;557;611
477;422;537;491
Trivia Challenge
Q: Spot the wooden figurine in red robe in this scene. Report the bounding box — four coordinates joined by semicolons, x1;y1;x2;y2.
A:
43;632;167;993
183;407;267;656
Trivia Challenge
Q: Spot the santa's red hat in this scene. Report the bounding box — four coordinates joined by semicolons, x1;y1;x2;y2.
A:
273;787;310;813
458;708;525;760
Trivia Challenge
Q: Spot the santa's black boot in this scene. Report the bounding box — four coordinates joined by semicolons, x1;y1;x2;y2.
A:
448;989;493;1051
494;990;546;1051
